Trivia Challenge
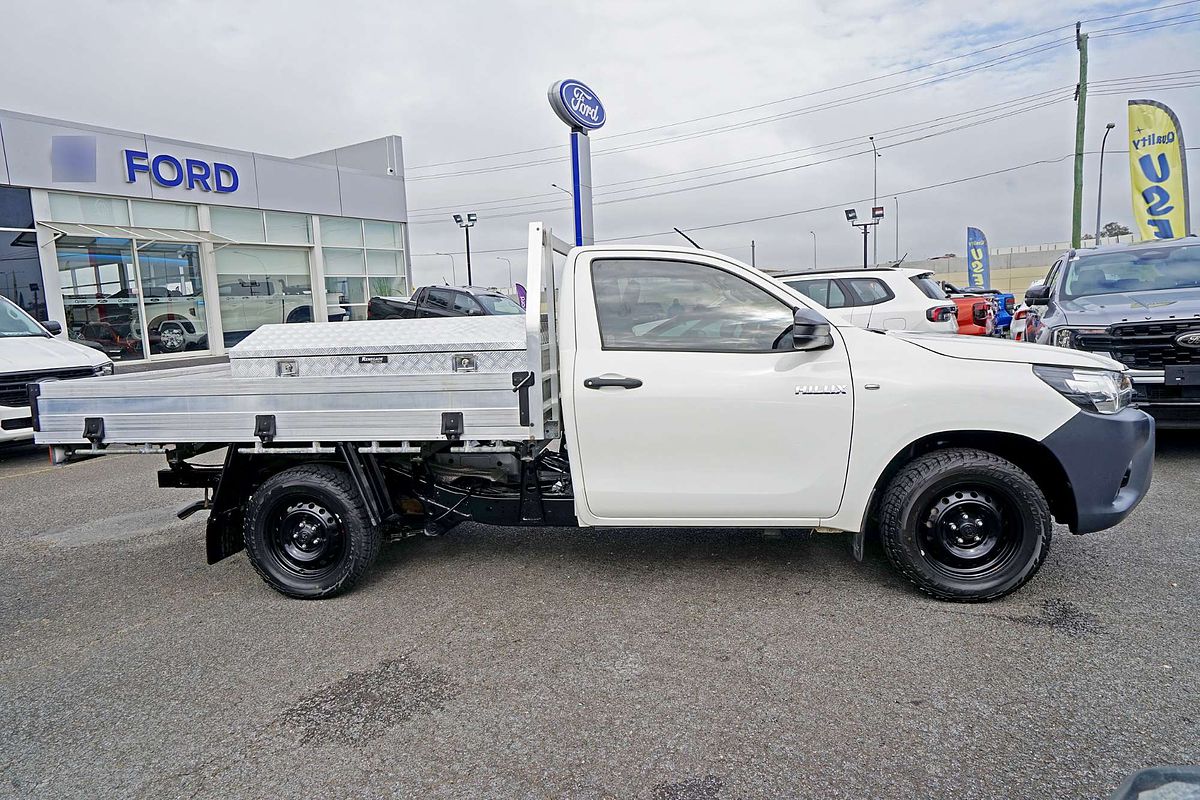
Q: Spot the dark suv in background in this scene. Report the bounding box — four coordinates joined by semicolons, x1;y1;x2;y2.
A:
1025;238;1200;427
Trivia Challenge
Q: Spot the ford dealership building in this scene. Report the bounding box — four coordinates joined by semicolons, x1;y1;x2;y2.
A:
0;109;411;363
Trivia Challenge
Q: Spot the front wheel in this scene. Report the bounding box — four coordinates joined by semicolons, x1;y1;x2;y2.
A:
243;464;381;599
878;448;1051;601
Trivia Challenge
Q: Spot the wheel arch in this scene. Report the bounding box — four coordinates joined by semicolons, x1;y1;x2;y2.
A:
861;430;1077;534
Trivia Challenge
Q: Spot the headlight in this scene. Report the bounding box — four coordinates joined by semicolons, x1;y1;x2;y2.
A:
93;362;115;376
1051;326;1108;349
1034;365;1133;414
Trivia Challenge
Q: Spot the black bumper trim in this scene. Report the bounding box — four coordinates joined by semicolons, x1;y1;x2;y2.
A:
1040;407;1155;534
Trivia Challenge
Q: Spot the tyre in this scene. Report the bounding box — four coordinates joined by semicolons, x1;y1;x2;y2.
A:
878;448;1051;602
243;464;381;599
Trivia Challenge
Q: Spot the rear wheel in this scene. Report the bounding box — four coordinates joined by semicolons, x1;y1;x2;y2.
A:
243;464;381;599
878;448;1051;601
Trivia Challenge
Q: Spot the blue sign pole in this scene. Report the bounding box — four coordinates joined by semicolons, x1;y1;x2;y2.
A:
548;79;606;247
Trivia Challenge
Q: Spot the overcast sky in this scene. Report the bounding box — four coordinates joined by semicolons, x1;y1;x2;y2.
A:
4;0;1199;287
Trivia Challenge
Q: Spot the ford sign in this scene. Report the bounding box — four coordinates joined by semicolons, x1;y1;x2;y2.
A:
548;79;606;131
1175;331;1200;348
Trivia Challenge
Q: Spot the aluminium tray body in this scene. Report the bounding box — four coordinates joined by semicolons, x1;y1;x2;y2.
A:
34;317;535;446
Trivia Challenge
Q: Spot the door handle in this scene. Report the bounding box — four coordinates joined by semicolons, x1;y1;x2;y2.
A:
584;376;643;390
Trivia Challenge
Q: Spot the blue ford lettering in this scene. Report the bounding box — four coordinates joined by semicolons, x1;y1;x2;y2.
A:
124;149;238;193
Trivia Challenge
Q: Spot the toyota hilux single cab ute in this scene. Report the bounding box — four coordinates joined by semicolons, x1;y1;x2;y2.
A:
30;223;1154;602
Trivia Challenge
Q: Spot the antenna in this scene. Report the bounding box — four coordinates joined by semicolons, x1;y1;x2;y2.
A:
673;227;701;248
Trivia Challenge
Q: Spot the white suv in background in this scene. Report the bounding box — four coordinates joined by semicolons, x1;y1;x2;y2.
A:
776;267;958;334
1;296;113;444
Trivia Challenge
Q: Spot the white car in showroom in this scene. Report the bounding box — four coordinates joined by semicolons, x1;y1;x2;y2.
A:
0;296;112;444
776;267;959;334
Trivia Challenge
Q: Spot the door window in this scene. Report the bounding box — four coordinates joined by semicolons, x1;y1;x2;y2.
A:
783;278;848;309
452;292;483;315
425;288;452;310
592;258;794;352
842;278;894;305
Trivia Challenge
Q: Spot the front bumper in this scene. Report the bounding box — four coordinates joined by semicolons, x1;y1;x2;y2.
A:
1040;407;1155;534
0;404;34;443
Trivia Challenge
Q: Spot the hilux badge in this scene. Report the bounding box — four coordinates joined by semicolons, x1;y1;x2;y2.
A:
796;384;848;395
1175;331;1200;348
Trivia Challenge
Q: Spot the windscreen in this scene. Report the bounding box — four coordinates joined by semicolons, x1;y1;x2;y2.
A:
477;294;524;315
0;296;48;337
1062;245;1200;299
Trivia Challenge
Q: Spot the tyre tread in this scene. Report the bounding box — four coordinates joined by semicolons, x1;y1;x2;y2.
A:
878;448;1052;602
243;463;381;599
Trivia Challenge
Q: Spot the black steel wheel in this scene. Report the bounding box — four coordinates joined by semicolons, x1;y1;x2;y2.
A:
878;448;1051;601
243;464;381;599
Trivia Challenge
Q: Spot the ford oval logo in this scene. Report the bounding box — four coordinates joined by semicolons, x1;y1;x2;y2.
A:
1175;331;1200;348
548;79;606;130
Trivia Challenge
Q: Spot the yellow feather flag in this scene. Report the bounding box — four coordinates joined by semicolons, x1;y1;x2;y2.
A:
1128;99;1191;240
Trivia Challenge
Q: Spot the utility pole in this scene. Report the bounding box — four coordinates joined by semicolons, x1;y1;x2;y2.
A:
1071;23;1089;248
894;197;899;260
751;239;756;267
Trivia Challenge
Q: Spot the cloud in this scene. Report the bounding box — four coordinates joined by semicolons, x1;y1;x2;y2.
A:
2;0;1197;287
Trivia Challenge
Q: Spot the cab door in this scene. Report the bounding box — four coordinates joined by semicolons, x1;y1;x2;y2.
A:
564;252;854;526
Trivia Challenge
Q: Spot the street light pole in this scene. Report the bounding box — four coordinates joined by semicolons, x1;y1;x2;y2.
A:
452;212;477;285
869;136;880;265
497;256;513;289
1095;122;1116;243
894;196;899;260
809;230;817;269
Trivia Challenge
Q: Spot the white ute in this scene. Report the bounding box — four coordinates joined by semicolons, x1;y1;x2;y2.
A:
0;296;112;444
31;223;1154;601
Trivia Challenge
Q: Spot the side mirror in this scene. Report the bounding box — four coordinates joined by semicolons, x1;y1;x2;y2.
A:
792;308;834;351
1024;284;1051;306
42;320;62;335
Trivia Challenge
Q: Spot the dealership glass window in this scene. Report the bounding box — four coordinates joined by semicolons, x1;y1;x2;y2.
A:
319;216;363;247
137;242;208;356
130;200;199;230
265;211;312;244
0;229;44;321
364;220;401;249
210;206;266;242
54;237;146;361
323;247;368;321
48;193;130;225
214;246;313;346
0;187;34;229
366;250;407;298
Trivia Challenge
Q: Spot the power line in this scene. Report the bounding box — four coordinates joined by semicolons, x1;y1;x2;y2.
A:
404;23;1075;172
407;37;1075;182
410;146;1199;259
409;85;1073;217
1081;0;1200;23
411;92;1071;223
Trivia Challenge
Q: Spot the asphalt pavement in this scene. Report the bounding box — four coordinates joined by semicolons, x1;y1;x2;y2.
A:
0;437;1197;799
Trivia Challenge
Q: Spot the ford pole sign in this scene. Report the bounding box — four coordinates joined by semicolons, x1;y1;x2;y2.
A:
548;79;606;131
